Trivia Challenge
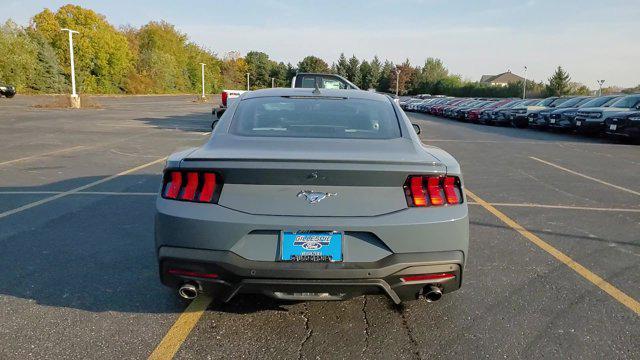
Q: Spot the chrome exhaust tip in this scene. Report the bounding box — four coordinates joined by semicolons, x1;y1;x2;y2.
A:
423;285;443;302
178;283;199;300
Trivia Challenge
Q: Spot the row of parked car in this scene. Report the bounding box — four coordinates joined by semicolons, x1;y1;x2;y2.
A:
399;93;640;143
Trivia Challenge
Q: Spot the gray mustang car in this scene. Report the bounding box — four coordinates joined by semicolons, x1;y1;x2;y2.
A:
155;88;469;304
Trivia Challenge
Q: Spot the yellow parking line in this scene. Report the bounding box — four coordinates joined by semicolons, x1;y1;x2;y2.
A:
0;157;165;219
466;189;640;316
467;202;640;213
148;296;212;360
530;156;640;196
0;146;87;166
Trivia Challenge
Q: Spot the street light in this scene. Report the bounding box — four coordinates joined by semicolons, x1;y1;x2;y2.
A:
246;73;250;91
61;28;80;108
523;66;528;99
271;77;275;88
199;63;206;99
597;80;605;96
395;69;401;97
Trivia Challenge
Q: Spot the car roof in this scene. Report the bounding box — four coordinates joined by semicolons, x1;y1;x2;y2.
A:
242;88;391;102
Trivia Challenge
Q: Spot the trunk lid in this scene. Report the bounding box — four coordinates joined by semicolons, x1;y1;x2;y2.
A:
182;135;445;216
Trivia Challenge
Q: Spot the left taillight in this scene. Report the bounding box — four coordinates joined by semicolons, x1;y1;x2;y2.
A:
162;170;222;203
404;175;463;207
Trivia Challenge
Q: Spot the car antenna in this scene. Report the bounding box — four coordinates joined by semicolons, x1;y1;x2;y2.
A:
312;78;321;95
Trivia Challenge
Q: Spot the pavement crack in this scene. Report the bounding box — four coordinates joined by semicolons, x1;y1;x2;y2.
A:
360;296;370;359
400;306;421;360
297;303;312;360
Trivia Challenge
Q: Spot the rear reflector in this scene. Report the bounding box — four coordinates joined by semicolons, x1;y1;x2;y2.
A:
168;268;219;279
404;175;463;207
162;170;222;203
401;273;455;283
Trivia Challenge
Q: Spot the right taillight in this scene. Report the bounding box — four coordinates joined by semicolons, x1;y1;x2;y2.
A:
221;91;228;107
404;175;463;207
162;170;222;203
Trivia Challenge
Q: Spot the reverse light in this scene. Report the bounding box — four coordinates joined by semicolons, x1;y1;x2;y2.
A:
404;176;463;207
401;273;455;283
162;170;222;203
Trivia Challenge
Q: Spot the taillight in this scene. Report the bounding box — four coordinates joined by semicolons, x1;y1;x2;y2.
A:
404;175;463;207
221;91;228;107
162;170;222;203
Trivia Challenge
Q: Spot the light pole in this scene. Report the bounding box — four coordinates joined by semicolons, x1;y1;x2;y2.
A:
246;73;250;91
395;69;401;97
522;66;528;99
597;80;605;96
271;77;275;88
61;28;80;108
200;63;206;99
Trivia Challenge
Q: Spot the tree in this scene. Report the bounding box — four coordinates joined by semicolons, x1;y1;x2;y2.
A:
297;56;329;73
31;5;134;93
546;66;572;96
390;59;415;95
245;51;272;89
359;60;372;90
269;61;289;87
369;56;381;90
377;60;394;93
346;55;360;85
335;53;348;78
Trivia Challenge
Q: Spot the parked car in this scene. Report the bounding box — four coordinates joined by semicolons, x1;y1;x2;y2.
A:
479;99;525;125
212;89;246;127
605;111;640;143
0;84;16;98
547;95;621;131
523;97;572;128
155;88;469;304
575;94;640;135
529;96;590;129
510;97;559;128
467;99;512;123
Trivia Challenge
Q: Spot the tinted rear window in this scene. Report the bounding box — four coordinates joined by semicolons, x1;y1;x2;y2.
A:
230;96;401;139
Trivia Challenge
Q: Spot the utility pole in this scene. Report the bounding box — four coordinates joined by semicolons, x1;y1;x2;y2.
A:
523;66;528;99
61;28;80;108
597;80;605;96
272;77;275;88
200;63;206;99
246;73;250;91
395;69;401;97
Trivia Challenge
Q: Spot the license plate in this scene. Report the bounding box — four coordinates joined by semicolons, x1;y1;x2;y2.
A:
610;124;617;130
281;231;342;262
550;119;556;124
576;121;582;126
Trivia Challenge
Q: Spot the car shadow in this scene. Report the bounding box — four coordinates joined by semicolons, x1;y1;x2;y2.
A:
0;175;311;315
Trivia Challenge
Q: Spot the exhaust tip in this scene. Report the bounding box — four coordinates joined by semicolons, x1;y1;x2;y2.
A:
178;283;199;300
423;285;443;302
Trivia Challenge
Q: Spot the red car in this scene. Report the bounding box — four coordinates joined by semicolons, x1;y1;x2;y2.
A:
466;99;514;123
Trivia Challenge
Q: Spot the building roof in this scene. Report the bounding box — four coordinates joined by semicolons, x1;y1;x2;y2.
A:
480;71;525;84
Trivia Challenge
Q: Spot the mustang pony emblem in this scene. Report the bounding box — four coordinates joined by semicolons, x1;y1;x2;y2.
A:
297;190;337;204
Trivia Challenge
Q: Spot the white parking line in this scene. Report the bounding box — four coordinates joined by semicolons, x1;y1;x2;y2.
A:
530;156;640;196
0;146;87;166
0;158;165;220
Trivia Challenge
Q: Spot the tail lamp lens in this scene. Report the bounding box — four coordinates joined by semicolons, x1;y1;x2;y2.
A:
221;91;228;107
404;175;463;207
162;170;221;203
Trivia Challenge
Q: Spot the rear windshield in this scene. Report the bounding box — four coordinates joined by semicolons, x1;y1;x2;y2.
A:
230;96;401;139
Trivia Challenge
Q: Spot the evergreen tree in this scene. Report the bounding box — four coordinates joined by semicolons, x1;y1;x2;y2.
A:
546;66;572;96
369;56;381;91
359;60;372;90
297;56;329;73
335;53;348;77
346;55;360;84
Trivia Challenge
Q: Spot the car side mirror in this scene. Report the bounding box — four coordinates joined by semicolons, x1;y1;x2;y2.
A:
636;103;640;110
211;119;219;130
412;123;421;135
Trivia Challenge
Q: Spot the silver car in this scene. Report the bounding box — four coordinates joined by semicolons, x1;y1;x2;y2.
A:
155;88;469;304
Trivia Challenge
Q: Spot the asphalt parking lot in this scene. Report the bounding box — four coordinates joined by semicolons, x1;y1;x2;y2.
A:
0;95;638;359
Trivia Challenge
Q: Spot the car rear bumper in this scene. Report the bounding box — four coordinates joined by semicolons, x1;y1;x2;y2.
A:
158;247;464;304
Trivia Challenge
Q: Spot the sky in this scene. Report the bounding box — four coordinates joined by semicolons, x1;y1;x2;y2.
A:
3;0;639;89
